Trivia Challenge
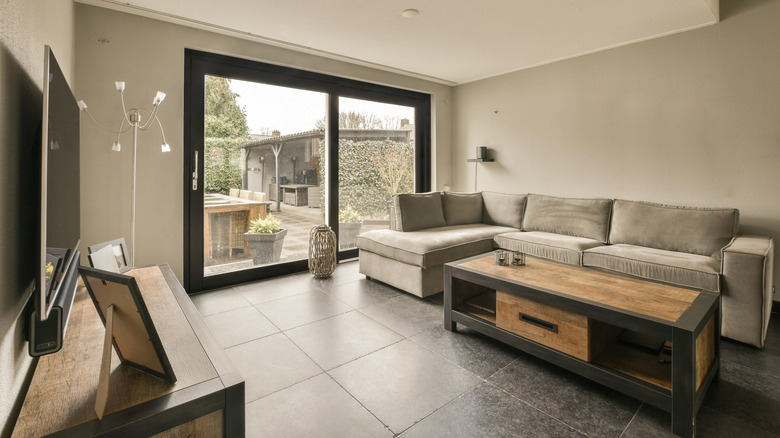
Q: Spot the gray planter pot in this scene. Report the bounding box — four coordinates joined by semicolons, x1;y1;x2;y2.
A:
338;221;363;250
244;229;287;265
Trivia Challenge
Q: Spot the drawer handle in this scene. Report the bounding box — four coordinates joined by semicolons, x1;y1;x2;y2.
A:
518;312;559;333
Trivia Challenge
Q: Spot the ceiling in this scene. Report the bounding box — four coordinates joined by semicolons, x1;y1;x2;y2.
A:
76;0;719;85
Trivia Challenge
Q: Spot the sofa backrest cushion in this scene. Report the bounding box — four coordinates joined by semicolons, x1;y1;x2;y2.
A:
609;199;739;257
482;192;527;229
442;192;483;226
393;192;447;231
523;194;613;242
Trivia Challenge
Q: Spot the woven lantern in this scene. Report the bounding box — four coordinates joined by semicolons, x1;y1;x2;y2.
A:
308;225;337;278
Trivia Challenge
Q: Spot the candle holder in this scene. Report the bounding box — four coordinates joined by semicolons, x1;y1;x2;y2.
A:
494;250;509;266
308;225;336;278
511;251;526;266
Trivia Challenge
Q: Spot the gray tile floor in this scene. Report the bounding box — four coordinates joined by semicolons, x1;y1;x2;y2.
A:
191;261;780;437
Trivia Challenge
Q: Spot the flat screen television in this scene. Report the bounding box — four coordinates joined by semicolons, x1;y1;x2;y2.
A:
29;46;81;356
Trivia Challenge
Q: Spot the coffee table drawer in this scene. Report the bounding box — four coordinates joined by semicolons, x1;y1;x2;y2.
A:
496;291;591;361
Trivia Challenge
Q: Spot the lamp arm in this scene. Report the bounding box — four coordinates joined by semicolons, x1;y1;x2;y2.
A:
115;117;126;143
139;104;159;130
82;107;112;132
155;115;168;145
88;109;131;136
119;90;134;126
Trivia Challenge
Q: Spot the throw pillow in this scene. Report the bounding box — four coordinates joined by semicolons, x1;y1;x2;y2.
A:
394;192;446;231
482;192;527;229
523;194;613;242
442;192;483;226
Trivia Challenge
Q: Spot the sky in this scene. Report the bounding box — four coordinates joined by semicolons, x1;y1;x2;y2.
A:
229;79;414;136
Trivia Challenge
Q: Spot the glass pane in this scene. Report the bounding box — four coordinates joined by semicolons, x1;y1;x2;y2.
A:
337;97;415;250
203;76;326;276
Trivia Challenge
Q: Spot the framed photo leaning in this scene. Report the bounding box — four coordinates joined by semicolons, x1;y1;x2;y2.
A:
78;266;177;418
87;238;130;273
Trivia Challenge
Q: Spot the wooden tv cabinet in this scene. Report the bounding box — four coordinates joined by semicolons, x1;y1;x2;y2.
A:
13;265;244;437
444;254;719;438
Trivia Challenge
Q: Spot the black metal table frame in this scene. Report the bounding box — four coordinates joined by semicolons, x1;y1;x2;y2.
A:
443;254;720;438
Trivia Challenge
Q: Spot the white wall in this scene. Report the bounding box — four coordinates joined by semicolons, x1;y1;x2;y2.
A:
452;0;780;302
0;1;76;435
75;4;452;281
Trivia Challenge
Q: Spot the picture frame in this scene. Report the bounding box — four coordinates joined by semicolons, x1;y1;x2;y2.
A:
88;238;130;273
78;266;176;383
44;253;63;297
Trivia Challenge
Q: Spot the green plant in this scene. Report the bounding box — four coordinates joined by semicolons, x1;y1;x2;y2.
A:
248;214;282;234
339;205;361;223
204;136;245;194
319;138;414;220
203;76;251;195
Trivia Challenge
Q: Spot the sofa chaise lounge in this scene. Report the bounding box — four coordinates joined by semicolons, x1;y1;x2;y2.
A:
357;192;774;348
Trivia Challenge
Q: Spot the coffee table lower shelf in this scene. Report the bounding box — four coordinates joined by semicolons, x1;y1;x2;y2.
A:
449;309;675;406
443;256;720;438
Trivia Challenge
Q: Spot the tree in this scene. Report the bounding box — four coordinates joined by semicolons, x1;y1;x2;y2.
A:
205;77;249;137
314;111;413;218
322;139;414;219
204;76;251;194
314;111;401;130
373;141;414;198
254;126;275;136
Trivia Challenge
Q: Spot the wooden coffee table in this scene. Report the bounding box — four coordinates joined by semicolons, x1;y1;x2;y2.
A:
444;253;720;438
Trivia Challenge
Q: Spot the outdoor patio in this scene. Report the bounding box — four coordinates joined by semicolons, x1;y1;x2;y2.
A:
204;202;386;276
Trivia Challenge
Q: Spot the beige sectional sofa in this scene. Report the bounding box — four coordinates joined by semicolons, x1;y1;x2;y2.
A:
357;192;775;348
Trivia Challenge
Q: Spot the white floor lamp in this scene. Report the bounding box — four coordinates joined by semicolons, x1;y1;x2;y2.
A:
78;82;170;267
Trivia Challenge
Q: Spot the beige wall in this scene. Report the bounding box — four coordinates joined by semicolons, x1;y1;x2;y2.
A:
0;1;76;435
452;0;780;302
75;4;452;281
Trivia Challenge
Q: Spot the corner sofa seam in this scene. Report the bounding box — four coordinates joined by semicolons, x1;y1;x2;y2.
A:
584;251;718;276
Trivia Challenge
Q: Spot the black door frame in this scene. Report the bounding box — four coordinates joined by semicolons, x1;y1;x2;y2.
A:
184;49;431;293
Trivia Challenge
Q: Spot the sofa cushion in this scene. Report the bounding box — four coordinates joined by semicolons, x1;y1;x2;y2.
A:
609;200;739;258
393;192;446;232
522;194;613;243
442;192;483;226
494;231;605;266
583;244;721;292
482;192;527;229
357;224;516;268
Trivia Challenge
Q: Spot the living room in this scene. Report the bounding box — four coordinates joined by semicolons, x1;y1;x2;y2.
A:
2;0;779;436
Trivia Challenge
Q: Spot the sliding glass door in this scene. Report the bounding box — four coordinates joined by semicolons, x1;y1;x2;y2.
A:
184;49;430;293
337;97;415;248
202;76;327;277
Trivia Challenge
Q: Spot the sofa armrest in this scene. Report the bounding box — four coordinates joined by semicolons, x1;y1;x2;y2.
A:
720;235;774;347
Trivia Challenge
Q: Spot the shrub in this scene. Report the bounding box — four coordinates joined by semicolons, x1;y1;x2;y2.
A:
339;205;361;223
319;139;414;219
204;136;247;194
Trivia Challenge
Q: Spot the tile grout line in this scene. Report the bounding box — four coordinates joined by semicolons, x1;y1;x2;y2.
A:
237;271;409;414
398;339;591;437
393;384;478;436
618;402;644;438
240;326;330;405
324;366;398;436
486;380;589;437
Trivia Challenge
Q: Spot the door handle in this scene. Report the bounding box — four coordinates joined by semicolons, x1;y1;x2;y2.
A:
192;151;198;191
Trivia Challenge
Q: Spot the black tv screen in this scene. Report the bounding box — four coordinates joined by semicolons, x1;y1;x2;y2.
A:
38;45;80;321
